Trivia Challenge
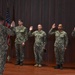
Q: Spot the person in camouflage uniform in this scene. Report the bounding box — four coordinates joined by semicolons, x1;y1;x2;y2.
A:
72;27;75;36
0;16;14;75
49;23;68;69
11;20;28;66
29;24;46;67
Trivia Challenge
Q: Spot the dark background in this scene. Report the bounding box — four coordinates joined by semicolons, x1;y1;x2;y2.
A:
0;0;75;64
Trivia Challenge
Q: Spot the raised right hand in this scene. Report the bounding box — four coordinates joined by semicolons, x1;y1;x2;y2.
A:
52;23;56;29
29;26;33;31
11;21;15;27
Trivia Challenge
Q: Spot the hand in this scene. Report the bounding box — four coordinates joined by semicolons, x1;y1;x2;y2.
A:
43;45;45;50
22;42;25;46
52;23;56;29
65;48;67;50
11;21;15;27
29;26;33;31
43;46;46;52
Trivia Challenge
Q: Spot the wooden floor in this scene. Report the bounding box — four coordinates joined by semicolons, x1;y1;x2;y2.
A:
4;62;75;75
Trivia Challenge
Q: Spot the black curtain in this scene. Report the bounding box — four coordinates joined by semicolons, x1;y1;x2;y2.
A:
0;0;75;64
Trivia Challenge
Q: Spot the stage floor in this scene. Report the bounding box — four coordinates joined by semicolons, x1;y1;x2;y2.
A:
4;62;75;75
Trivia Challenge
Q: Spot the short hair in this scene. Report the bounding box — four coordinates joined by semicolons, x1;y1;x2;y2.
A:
38;24;42;26
58;24;63;26
18;19;23;22
0;16;4;21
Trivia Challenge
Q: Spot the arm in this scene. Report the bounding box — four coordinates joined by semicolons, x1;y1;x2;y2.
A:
28;26;35;37
6;27;15;36
24;28;28;42
48;28;56;35
43;32;47;49
64;33;68;48
28;31;35;37
22;28;28;46
48;24;56;35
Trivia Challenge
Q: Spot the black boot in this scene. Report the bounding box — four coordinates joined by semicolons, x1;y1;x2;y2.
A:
15;61;20;65
20;62;23;66
60;64;63;70
54;64;60;69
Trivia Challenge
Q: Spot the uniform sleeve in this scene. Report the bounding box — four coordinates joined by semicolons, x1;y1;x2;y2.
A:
64;33;68;48
43;32;47;48
72;30;75;37
28;31;35;37
6;27;15;36
48;28;56;35
24;28;28;42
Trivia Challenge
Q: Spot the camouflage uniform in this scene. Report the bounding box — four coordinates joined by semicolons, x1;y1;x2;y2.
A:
29;30;46;65
49;28;68;65
0;24;14;75
12;26;28;63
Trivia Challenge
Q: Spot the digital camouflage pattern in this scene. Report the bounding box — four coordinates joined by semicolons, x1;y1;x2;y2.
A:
0;24;14;75
12;26;28;44
12;25;28;63
72;30;75;37
29;30;46;65
49;28;68;65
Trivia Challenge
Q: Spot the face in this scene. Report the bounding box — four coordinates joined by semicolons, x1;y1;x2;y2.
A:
38;24;42;30
18;20;23;26
58;24;63;30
